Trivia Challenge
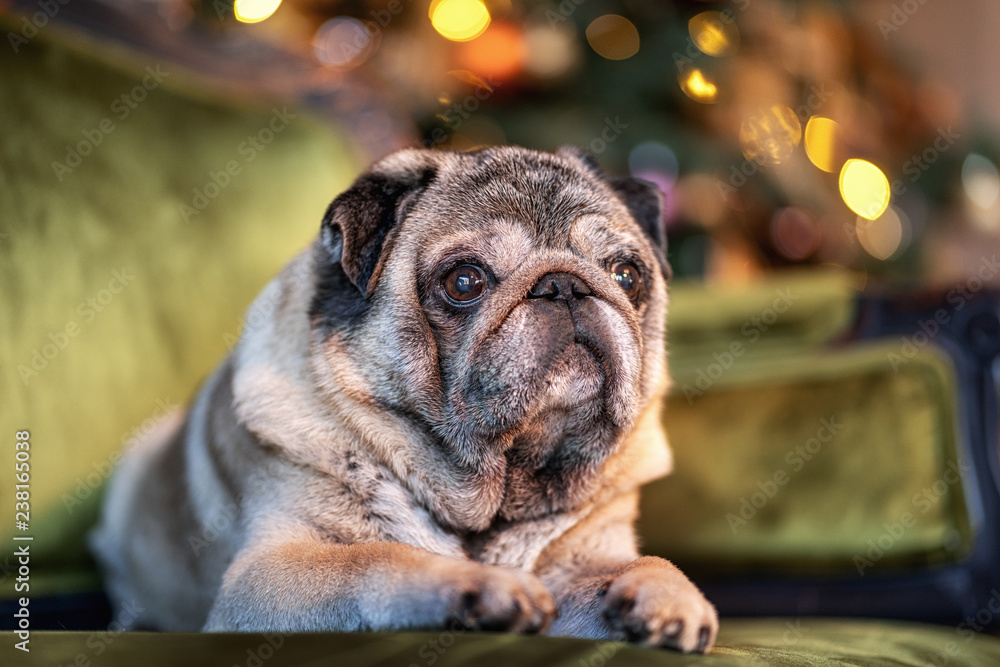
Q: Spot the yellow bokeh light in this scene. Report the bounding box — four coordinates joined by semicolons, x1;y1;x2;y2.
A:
234;0;282;24
804;117;841;173
739;105;801;166
689;11;740;57
679;68;718;104
430;0;491;42
839;159;890;220
585;15;640;61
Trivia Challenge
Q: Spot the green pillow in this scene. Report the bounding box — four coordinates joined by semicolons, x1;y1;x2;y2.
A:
640;274;970;575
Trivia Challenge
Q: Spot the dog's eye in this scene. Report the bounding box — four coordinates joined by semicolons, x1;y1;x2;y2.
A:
611;262;642;302
443;265;487;304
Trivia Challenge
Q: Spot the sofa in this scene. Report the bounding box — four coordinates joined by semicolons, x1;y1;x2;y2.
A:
2;8;1000;665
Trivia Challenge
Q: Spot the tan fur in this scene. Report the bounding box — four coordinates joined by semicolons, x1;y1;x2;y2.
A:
91;146;717;653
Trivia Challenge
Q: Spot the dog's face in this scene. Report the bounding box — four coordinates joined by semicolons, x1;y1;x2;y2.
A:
308;146;669;525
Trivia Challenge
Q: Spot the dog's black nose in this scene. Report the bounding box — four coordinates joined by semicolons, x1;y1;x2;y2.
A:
529;272;592;301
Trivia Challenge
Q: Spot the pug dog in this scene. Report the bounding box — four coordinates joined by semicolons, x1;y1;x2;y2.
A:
91;145;718;653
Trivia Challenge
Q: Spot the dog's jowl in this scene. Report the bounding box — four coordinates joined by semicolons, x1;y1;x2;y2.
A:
91;146;718;653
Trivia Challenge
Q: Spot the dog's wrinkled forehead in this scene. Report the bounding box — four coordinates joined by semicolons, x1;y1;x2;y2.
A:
386;150;651;288
419;148;622;240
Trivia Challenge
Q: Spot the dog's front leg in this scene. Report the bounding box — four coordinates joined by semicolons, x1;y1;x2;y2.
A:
203;538;556;633
536;495;718;653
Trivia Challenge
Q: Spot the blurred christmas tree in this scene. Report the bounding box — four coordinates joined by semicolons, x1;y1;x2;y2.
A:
203;0;1000;283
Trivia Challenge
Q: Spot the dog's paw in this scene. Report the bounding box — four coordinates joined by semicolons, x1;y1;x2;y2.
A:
600;557;718;653
443;564;557;634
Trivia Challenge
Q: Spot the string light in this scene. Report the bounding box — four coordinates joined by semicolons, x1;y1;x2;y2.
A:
804;117;841;173
739;105;801;166
839;159;890;220
678;68;718;103
689;11;740;57
313;17;376;69
233;0;282;24
856;206;909;261
430;0;491;42
585;15;640;61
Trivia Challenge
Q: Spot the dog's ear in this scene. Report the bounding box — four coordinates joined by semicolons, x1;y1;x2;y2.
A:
557;146;671;280
320;150;440;295
607;176;671;279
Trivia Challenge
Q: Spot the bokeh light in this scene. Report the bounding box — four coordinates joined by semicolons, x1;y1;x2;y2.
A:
678;174;727;228
629;141;679;187
457;22;524;79
678;68;718;104
803;116;841;173
430;0;491;42
856;206;909;261
689;11;740;57
839;159;890;220
523;24;579;79
739;105;801;166
234;0;282;24
585;15;640;61
770;207;822;260
313;17;376;69
961;153;1000;210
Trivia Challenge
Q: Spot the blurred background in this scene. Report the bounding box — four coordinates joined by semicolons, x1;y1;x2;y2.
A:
3;0;1000;633
26;0;995;287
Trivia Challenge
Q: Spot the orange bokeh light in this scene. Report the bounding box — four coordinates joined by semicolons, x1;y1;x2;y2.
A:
456;22;525;80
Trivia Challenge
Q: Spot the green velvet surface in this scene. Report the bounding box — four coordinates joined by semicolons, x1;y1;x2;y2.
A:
641;280;970;575
0;25;358;596
4;620;1000;666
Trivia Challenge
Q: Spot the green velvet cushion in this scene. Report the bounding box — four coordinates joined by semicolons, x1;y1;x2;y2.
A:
637;274;970;577
4;619;1000;666
0;25;358;597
